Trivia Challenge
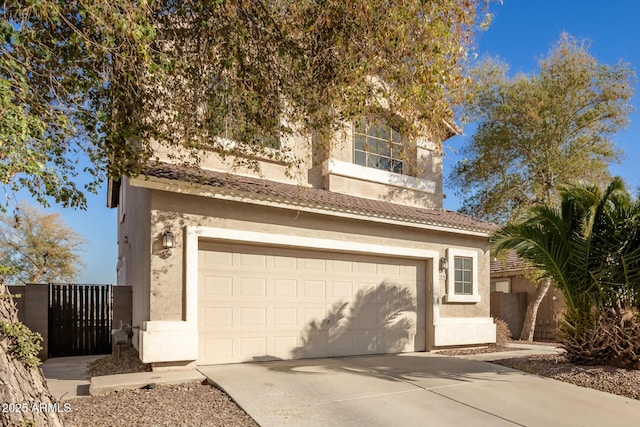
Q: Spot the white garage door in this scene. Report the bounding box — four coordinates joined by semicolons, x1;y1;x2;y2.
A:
198;241;426;365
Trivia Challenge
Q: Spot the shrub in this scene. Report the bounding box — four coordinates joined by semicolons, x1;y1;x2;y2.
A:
0;320;43;368
494;318;512;346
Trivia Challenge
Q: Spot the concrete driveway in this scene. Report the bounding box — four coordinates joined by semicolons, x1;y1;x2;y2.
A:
198;353;640;427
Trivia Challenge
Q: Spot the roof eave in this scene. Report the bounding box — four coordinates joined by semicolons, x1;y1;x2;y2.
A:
129;175;493;238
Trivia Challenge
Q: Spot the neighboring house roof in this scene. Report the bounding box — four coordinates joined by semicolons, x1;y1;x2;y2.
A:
135;163;497;235
490;250;530;275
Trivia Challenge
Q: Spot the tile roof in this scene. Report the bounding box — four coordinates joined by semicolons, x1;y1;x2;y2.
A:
141;163;498;234
490;250;530;274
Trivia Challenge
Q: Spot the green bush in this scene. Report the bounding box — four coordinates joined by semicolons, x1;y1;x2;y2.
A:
0;320;42;368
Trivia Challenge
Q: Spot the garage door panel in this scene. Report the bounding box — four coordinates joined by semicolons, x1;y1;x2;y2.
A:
330;259;353;272
379;264;401;275
201;337;233;360
356;262;377;273
303;307;328;325
203;307;233;328
273;255;296;269
302;280;326;298
302;258;326;271
202;276;233;296
200;250;232;266
330;281;353;298
239;337;267;356
273;279;297;297
239;253;267;267
272;307;298;326
198;242;426;364
238;277;267;297
273;336;299;355
239;307;267;326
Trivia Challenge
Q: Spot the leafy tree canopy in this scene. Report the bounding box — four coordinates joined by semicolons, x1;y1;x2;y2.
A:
450;33;636;223
0;203;85;284
1;0;491;209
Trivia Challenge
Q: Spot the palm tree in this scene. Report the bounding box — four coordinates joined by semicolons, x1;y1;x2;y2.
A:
491;177;640;367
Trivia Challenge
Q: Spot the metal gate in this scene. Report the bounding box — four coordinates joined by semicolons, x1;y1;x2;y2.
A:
48;284;113;357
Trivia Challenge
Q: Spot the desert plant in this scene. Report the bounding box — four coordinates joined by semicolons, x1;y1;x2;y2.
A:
492;177;640;367
494;318;512;346
562;307;640;369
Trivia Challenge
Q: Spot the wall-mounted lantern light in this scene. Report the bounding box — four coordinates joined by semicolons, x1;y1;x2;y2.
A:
159;231;174;259
162;231;174;249
439;257;449;271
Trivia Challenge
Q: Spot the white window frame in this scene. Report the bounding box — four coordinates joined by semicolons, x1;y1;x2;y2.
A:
490;279;511;293
353;118;406;175
444;248;480;303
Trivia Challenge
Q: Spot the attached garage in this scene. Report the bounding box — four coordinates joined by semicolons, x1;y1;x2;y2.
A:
197;241;427;365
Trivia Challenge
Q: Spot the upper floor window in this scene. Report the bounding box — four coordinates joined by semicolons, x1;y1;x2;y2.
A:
353;118;404;174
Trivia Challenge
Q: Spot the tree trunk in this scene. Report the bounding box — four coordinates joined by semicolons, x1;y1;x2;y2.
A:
0;283;63;427
519;277;552;341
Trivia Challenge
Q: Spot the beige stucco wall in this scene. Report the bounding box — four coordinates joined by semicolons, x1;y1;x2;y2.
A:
152;132;314;187
145;188;490;324
325;174;442;209
116;179;152;347
151;119;445;209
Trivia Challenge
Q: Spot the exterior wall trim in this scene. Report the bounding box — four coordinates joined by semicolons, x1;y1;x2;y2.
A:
433;316;496;347
139;225;495;363
141;225;443;363
444;248;481;303
323;159;437;193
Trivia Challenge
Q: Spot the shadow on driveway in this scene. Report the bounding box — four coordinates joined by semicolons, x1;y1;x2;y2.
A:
199;352;640;427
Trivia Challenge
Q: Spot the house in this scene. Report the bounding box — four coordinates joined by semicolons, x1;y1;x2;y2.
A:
108;114;497;368
490;252;565;340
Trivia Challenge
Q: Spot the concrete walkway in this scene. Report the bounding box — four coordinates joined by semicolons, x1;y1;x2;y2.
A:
198;352;640;427
41;355;106;400
42;355;206;398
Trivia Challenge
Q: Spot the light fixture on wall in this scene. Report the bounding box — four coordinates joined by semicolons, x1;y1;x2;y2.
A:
439;257;449;271
162;231;174;249
159;231;174;259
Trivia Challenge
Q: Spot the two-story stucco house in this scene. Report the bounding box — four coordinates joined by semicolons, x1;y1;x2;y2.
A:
108;117;496;368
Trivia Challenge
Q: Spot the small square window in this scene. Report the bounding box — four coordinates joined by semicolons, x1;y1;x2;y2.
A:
454;256;473;295
444;249;480;303
491;280;511;293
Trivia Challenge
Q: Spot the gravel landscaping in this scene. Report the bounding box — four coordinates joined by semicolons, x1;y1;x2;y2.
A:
435;345;519;356
59;344;640;426
61;381;258;427
494;354;640;400
61;349;258;427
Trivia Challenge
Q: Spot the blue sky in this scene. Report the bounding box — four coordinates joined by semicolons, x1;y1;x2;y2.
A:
15;0;640;284
443;0;640;207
